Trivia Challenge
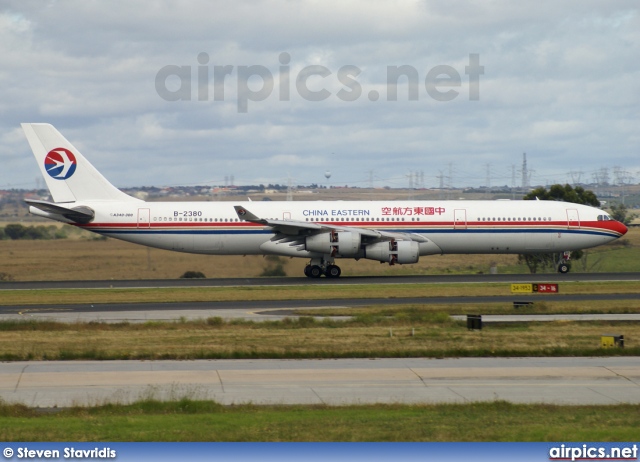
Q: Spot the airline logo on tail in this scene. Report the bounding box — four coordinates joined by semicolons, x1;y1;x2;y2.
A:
44;148;77;180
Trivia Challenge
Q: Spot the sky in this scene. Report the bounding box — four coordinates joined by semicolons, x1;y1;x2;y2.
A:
1;0;639;190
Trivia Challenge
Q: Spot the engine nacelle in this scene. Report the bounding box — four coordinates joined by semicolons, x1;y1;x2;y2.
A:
305;231;361;257
364;240;419;265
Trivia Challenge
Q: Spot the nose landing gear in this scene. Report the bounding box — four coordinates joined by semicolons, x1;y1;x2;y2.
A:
557;251;571;274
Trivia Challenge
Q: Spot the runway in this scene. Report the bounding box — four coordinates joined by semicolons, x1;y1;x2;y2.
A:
1;357;639;407
1;272;639;290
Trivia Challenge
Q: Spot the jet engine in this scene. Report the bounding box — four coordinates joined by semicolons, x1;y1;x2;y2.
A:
364;240;419;264
305;231;361;257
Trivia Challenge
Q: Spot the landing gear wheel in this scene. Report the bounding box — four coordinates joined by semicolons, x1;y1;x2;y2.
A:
308;265;323;278
325;265;341;278
304;265;312;277
558;263;570;274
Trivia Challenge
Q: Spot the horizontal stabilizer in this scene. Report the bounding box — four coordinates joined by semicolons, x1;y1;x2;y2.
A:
25;199;94;224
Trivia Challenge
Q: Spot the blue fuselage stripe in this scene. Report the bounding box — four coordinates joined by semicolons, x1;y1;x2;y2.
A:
93;227;620;238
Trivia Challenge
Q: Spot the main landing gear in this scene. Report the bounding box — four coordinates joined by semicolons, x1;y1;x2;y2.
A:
304;257;342;278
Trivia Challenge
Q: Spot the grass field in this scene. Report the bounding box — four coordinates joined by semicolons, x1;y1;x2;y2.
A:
0;227;638;281
1;400;638;441
1;308;638;361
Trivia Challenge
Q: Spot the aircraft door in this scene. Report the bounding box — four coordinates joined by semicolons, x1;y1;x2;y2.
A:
454;209;467;229
566;209;580;229
137;208;150;228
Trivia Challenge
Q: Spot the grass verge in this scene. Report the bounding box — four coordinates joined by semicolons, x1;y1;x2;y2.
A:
0;314;637;360
1;399;638;441
1;281;640;306
1;229;638;280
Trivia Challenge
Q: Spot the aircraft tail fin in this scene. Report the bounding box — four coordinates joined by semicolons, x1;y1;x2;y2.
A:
21;123;139;203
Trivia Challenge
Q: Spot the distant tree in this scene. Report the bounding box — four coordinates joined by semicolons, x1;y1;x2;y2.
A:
180;271;206;279
4;224;27;240
0;272;14;281
517;253;557;274
260;255;287;277
608;203;637;226
2;224;65;240
519;184;598;273
524;184;600;207
25;226;49;239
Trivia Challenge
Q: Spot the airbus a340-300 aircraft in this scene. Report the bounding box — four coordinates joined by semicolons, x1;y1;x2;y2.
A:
22;123;627;278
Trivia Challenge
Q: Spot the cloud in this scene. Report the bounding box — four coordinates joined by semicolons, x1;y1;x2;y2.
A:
1;0;639;189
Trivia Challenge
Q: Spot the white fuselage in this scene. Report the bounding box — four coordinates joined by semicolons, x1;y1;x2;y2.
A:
31;199;627;259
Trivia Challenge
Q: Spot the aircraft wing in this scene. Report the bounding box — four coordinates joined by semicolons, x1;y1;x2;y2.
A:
234;205;324;233
233;205;426;242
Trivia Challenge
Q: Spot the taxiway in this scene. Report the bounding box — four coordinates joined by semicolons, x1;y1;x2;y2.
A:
1;357;639;407
2;293;640;323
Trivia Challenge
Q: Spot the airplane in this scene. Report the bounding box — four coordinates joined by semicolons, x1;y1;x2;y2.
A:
21;123;628;278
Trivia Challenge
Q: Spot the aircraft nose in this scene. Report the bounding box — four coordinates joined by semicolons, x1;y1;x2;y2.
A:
614;220;628;236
